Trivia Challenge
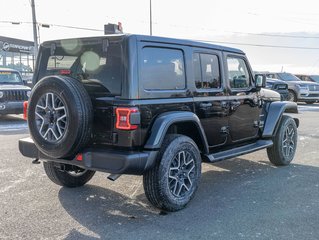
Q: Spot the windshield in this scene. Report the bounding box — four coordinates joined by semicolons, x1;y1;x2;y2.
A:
0;71;22;83
277;73;301;81
310;75;319;83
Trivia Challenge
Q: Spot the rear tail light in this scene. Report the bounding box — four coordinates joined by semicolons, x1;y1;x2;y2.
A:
115;107;139;130
23;101;28;120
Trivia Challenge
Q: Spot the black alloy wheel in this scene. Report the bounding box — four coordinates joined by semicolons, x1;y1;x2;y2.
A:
35;92;68;142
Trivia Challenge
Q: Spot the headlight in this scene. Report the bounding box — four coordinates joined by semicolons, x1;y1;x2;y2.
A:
296;84;309;89
0;91;3;98
27;91;31;98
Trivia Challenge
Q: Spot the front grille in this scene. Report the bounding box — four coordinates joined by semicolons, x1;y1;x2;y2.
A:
274;84;288;90
3;90;28;101
307;94;319;97
308;85;319;91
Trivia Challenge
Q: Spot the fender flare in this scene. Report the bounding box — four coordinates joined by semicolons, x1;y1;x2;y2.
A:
262;101;299;138
144;111;209;154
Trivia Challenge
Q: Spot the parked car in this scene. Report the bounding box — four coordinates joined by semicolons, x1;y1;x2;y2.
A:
254;72;289;101
0;68;31;115
295;74;319;84
266;72;319;104
19;34;299;212
265;78;289;100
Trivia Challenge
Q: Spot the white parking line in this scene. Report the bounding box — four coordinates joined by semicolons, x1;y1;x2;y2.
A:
0;123;28;131
298;105;319;112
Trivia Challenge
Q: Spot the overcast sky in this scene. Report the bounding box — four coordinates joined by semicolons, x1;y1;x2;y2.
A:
1;0;319;74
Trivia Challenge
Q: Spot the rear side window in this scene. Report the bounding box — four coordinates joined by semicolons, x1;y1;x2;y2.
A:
193;53;221;89
140;47;185;90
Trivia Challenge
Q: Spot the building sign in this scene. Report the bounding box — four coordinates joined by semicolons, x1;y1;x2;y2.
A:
0;36;34;54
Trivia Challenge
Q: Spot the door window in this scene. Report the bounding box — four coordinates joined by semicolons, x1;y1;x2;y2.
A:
227;57;250;89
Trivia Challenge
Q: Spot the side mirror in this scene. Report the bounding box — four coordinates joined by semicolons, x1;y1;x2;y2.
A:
254;74;266;89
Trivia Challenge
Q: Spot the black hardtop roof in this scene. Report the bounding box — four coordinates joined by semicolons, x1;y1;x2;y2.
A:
41;34;244;54
134;35;244;54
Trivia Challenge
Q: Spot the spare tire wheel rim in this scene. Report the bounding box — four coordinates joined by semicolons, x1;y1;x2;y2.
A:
35;92;69;142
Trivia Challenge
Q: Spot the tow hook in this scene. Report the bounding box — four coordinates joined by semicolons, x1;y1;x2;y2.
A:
32;158;40;164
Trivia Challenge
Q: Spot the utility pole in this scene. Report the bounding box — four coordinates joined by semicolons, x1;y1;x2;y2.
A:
150;0;152;36
31;0;39;59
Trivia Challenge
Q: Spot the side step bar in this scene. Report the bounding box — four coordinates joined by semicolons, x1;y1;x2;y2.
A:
203;140;273;163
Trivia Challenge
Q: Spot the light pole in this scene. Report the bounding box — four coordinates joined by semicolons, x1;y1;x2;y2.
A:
30;0;39;59
150;0;152;36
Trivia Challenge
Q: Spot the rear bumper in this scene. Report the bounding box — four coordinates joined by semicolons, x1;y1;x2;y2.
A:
19;137;158;175
0;101;24;115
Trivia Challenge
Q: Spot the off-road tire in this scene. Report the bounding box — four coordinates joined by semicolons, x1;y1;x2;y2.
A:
143;134;201;212
267;115;297;166
288;90;297;102
43;162;95;188
28;76;93;158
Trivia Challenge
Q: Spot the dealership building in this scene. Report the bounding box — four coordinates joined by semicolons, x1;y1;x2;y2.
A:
0;36;35;74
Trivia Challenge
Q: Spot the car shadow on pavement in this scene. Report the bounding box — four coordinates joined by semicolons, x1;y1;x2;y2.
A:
59;158;319;239
0;114;28;135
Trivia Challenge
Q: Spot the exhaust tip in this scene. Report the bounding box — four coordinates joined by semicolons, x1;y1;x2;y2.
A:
107;174;121;181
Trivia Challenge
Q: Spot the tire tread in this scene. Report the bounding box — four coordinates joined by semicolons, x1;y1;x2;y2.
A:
267;115;297;166
143;134;201;211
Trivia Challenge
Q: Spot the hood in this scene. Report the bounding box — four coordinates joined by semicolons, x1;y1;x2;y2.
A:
266;78;287;85
287;80;319;86
298;80;319;86
0;84;31;91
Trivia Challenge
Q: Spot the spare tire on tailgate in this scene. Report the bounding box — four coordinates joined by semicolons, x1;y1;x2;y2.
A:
28;76;93;158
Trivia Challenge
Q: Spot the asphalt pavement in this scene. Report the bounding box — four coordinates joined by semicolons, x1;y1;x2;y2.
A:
0;104;319;240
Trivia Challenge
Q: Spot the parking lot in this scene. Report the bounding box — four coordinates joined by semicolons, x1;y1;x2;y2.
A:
0;104;319;240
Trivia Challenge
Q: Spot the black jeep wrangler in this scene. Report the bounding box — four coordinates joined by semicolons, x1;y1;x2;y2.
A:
19;34;299;212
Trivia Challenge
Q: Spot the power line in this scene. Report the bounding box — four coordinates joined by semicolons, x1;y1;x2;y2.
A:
2;19;319;39
209;30;319;39
0;21;103;32
3;19;319;39
159;21;319;39
194;39;319;50
145;17;319;39
49;23;103;32
1;20;319;50
247;11;319;28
